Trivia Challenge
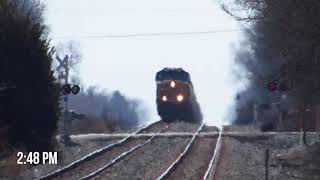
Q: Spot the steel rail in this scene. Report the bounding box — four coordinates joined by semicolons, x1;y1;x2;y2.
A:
71;132;219;140
202;127;224;180
79;128;167;180
156;123;204;180
70;131;320;141
38;121;162;180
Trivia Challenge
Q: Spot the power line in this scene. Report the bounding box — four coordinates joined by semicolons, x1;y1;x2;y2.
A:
53;29;242;39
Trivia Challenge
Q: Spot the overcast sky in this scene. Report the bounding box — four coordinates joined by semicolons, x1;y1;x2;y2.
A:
45;0;243;126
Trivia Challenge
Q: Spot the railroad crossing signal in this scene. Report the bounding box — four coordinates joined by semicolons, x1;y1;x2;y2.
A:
61;84;80;95
56;55;69;72
55;54;80;144
267;81;291;92
56;55;69;83
71;85;80;94
56;55;81;95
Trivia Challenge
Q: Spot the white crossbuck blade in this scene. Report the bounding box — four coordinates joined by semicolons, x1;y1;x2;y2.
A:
56;55;69;71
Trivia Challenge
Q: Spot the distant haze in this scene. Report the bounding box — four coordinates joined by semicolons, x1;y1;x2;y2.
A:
45;0;242;126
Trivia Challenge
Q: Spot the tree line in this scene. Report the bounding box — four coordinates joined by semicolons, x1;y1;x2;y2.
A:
222;0;320;129
0;0;147;153
0;0;59;152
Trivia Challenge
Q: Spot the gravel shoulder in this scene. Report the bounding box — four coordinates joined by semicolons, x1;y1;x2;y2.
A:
213;136;266;180
213;131;320;180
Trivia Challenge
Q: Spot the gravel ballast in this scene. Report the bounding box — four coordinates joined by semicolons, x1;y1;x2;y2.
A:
92;137;191;180
53;139;147;180
168;137;218;180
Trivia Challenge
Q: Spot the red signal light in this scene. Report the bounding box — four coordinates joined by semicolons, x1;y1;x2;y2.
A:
267;82;277;92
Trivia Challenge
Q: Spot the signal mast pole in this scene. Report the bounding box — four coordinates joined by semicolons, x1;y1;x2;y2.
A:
64;56;69;141
56;55;70;143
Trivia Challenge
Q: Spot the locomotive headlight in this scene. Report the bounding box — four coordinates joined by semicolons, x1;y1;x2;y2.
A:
170;81;176;88
162;95;168;102
177;94;184;102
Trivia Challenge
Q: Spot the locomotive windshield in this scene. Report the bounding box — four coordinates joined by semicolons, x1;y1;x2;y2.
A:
156;68;190;82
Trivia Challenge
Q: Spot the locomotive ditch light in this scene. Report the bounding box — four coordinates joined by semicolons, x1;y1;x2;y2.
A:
170;81;176;88
162;95;168;102
177;94;184;102
71;85;81;94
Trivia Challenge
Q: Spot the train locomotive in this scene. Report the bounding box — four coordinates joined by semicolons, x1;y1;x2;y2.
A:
156;68;202;124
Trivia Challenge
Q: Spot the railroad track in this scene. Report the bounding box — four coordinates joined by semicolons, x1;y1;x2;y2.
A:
156;124;224;180
36;122;320;180
78;128;167;180
39;121;224;180
79;122;207;180
91;123;220;180
156;123;204;179
38;120;165;180
203;127;224;180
